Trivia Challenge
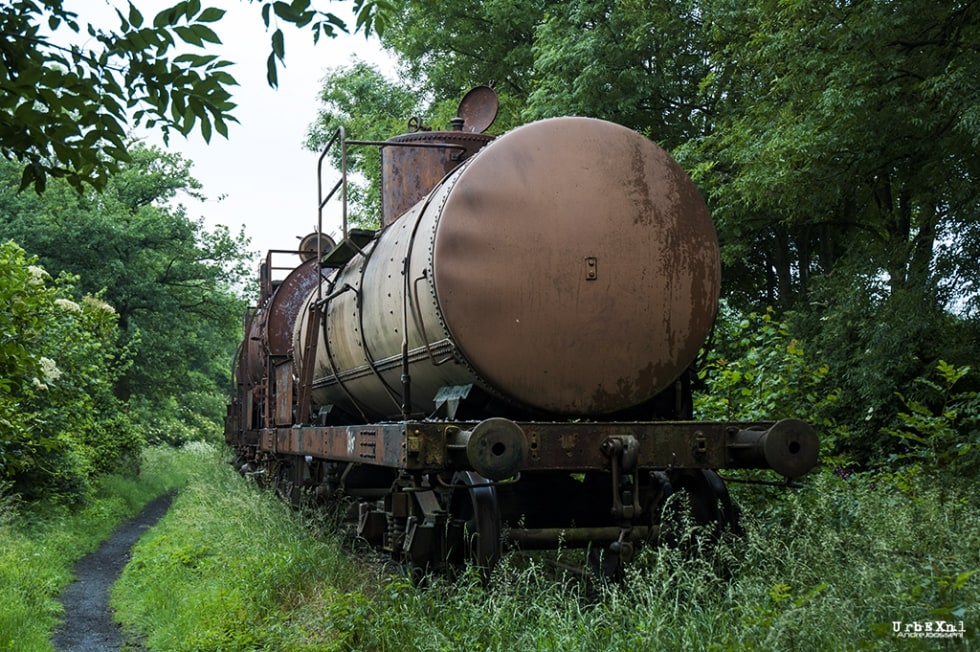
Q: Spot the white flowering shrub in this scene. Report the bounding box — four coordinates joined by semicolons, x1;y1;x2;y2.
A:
0;241;141;504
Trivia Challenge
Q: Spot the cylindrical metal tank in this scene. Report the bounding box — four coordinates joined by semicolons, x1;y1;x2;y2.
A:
294;117;720;420
262;257;325;357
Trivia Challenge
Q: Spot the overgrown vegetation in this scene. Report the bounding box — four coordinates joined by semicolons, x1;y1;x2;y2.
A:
109;446;977;650
0;445;201;651
0;145;249;506
0;241;138;503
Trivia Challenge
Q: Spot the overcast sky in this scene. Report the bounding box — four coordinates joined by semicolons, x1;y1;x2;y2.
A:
86;1;395;262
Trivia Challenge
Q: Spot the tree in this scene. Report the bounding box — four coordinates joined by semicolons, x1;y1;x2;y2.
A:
525;0;713;148
378;0;549;100
669;0;980;460
0;0;390;193
681;0;980;311
305;61;422;227
0;144;252;437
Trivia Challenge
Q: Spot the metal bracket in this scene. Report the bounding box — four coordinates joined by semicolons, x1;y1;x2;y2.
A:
601;435;642;520
600;435;643;565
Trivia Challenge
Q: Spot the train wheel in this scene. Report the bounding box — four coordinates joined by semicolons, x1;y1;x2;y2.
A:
446;471;501;574
272;457;304;508
662;469;740;545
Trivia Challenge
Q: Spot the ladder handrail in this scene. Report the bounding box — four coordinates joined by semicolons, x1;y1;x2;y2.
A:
316;127;348;276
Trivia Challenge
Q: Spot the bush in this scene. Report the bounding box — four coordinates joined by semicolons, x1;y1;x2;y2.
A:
885;360;980;474
0;240;140;504
694;301;839;427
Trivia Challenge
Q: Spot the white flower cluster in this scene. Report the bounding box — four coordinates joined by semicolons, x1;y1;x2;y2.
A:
82;295;116;314
26;265;49;285
55;298;81;313
40;357;61;382
33;356;63;390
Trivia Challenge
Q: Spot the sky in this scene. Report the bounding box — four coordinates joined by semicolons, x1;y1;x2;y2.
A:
85;1;396;262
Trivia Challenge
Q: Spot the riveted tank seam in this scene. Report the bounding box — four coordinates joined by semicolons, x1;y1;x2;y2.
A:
353;232;405;413
423;157;516;409
315;241;375;422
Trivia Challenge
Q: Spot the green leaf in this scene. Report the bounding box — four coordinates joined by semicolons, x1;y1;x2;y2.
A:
185;0;202;20
266;53;279;88
190;24;221;45
153;7;177;28
214;115;229;138
173;53;218;66
175;25;203;47
128;2;144;28
19;163;37;193
197;7;225;23
200;114;212;142
271;28;285;60
272;1;300;23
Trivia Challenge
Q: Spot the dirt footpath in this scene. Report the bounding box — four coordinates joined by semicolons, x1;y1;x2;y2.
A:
51;491;175;652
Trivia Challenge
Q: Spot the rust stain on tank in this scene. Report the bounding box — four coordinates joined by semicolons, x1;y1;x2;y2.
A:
264;258;322;356
589;361;668;413
627;139;657;227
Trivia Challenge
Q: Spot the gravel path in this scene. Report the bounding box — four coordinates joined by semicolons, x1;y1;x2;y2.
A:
51;491;176;652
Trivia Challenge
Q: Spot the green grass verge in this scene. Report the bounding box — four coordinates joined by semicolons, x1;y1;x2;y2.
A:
0;444;202;652
112;455;978;651
111;446;367;651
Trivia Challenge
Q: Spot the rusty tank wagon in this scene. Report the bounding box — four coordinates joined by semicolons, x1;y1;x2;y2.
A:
225;88;818;576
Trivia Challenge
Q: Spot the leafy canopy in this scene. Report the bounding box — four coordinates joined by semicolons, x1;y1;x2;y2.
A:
0;0;391;193
0;144;252;438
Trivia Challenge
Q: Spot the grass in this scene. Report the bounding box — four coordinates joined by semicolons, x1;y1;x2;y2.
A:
112;445;369;651
0;444;202;652
4;441;975;650
111;453;978;651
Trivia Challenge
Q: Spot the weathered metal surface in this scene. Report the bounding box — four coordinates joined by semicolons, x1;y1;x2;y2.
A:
263;257;323;357
273;361;293;426
297;117;720;422
432;117;721;415
238;307;264;386
297;232;336;263
297;198;477;419
380;130;493;225
456;85;499;133
727;418;819;478
506;525;656;550
234;418;819;478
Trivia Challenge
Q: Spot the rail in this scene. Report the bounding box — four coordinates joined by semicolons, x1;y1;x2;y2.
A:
316;127;468;266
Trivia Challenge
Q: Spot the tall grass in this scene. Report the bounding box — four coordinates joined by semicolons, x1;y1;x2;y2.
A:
111;447;367;651
113;455;978;651
0;445;206;651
